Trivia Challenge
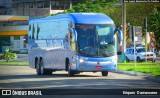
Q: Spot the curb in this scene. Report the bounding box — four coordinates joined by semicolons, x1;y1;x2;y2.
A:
114;70;160;83
145;75;160;83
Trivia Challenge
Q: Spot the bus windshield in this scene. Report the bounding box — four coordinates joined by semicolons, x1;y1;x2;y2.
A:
76;24;116;57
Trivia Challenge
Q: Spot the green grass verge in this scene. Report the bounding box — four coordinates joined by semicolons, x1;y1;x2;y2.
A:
118;62;160;77
0;61;28;66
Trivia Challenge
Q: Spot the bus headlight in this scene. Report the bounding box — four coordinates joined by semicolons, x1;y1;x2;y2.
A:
111;56;117;63
79;58;85;63
111;59;117;63
74;56;85;63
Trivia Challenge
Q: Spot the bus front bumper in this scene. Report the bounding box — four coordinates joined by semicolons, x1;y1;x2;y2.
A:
73;61;117;72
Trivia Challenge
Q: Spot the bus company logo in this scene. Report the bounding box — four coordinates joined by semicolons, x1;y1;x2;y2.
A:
97;62;100;65
2;90;11;95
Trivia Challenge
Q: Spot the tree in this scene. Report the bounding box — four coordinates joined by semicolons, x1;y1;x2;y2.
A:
126;3;160;27
148;7;160;50
1;48;17;62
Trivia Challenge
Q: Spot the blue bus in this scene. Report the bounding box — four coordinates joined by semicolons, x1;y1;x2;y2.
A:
28;13;119;76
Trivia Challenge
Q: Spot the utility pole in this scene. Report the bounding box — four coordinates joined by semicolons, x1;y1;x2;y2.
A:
64;0;66;12
122;1;126;62
49;0;51;15
70;0;72;9
145;17;147;62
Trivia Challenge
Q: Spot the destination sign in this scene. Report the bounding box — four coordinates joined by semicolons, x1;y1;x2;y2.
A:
79;25;94;29
124;0;160;2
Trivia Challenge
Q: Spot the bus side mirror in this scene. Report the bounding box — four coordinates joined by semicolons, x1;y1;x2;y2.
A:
70;28;77;41
115;28;123;41
114;29;117;35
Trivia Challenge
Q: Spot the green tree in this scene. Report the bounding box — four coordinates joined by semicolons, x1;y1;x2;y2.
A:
126;3;160;26
148;7;160;50
1;48;17;62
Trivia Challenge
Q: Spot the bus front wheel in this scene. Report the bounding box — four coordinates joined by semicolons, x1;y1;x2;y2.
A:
68;62;74;76
39;59;45;75
101;71;108;76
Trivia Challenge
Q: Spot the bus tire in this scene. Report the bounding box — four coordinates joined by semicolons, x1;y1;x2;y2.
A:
68;62;74;76
39;59;46;75
36;59;41;75
101;71;108;76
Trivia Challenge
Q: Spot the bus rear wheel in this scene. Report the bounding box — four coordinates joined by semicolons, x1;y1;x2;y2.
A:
36;60;41;75
101;71;108;76
39;59;52;75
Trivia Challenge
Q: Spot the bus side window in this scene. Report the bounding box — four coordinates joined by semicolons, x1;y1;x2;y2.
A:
29;25;31;31
70;30;76;52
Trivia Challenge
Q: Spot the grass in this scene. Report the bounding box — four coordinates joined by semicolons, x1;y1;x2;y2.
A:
0;61;28;66
118;62;160;77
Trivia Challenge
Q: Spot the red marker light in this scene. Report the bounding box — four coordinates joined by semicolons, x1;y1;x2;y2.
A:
95;66;102;69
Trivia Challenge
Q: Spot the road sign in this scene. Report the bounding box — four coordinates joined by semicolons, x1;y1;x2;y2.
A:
150;34;156;48
135;26;142;37
133;26;143;44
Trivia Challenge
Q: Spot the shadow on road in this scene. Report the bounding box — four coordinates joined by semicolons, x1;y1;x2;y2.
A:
0;74;160;89
0;73;100;80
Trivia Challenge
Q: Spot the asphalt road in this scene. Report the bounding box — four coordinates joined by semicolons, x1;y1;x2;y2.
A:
0;66;159;89
0;65;160;98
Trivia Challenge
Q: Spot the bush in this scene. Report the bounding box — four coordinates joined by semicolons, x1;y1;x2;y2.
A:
0;55;4;60
1;48;17;62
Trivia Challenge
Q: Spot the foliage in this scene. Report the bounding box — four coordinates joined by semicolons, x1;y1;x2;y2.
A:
118;62;160;76
126;3;160;26
1;48;17;62
0;61;28;66
148;7;160;50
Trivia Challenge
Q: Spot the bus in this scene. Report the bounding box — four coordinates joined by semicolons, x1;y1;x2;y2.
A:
28;13;119;76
